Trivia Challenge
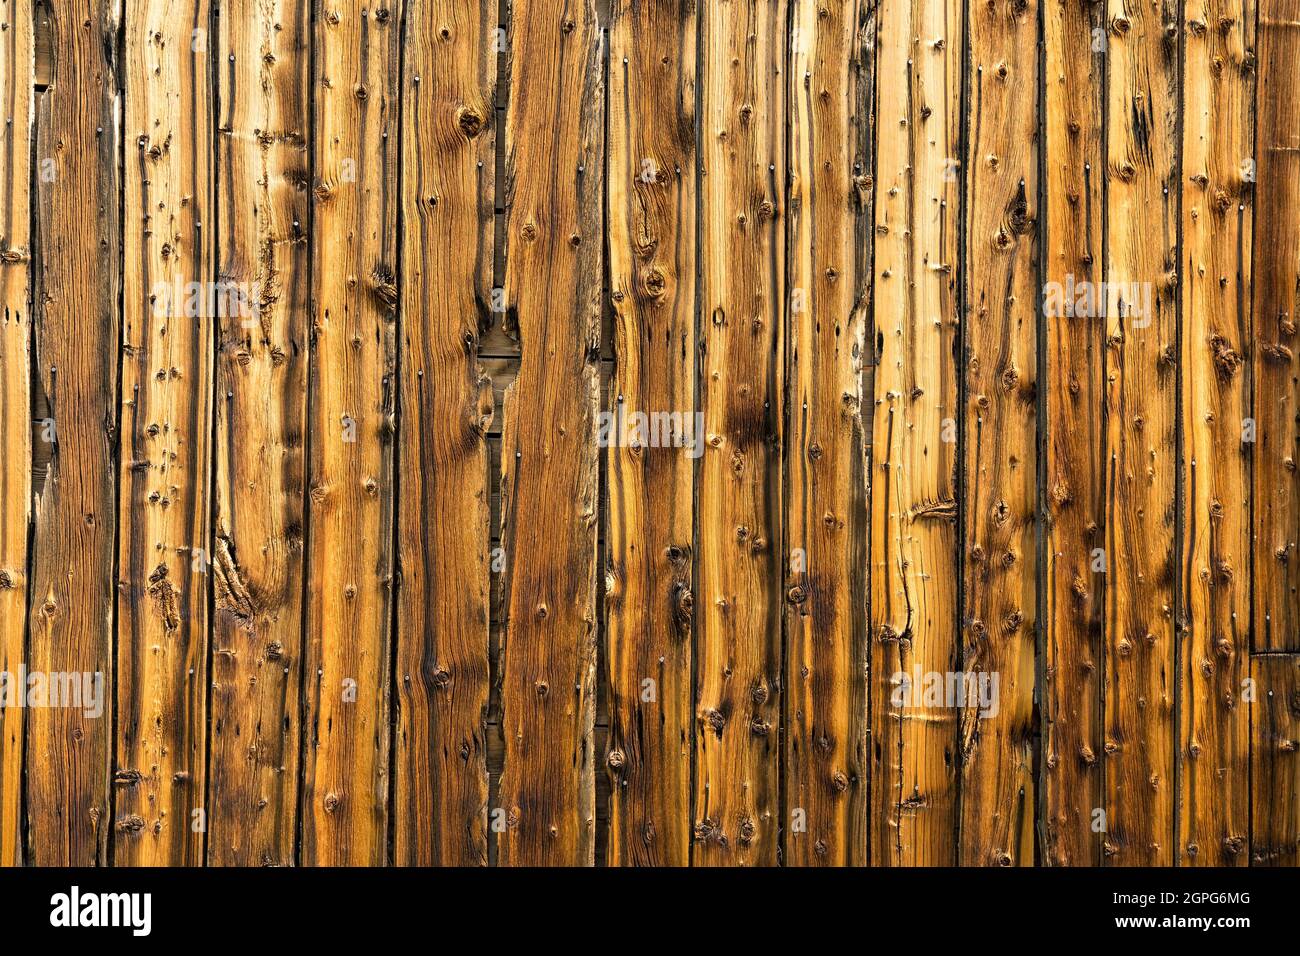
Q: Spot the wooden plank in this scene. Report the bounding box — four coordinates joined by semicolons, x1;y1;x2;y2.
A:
301;1;399;866
1177;0;1253;867
25;0;120;866
694;0;785;867
604;0;696;867
783;0;871;867
1042;0;1105;867
496;0;603;866
869;0;962;867
1253;1;1300;652
959;0;1038;867
208;0;310;867
114;0;214;868
1251;654;1300;865
1102;0;1179;866
0;0;32;869
394;0;495;866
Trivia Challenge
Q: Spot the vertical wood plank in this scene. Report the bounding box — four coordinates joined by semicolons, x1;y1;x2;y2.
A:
394;0;495;866
1178;0;1253;867
695;0;784;867
1253;0;1300;652
497;0;603;866
208;0;310;866
26;0;120;867
960;0;1038;867
302;0;400;866
0;0;32;869
115;0;214;867
869;0;962;867
1102;0;1179;866
1251;654;1300;865
784;0;871;867
1043;0;1106;867
605;0;696;868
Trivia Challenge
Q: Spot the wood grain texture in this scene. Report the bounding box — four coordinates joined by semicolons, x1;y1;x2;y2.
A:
25;0;121;867
1178;0;1253;867
208;0;310;867
1251;654;1300;865
1043;0;1105;867
695;0;784;867
1253;0;1300;652
869;0;962;867
783;0;870;867
1102;0;1179;867
605;0;696;868
114;0;213;867
394;0;495;867
497;0;603;867
0;0;31;869
302;0;399;866
959;0;1038;867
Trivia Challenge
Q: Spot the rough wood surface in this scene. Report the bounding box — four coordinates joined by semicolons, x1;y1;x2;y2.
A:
0;0;31;869
695;0;785;866
604;0;696;867
1254;0;1300;652
1043;0;1105;867
1251;654;1300;865
783;0;871;867
394;0;495;867
959;0;1038;867
1102;0;1179;867
208;0;310;867
1178;0;1254;867
25;0;121;867
869;0;962;867
496;0;603;866
301;0;399;866
114;0;213;867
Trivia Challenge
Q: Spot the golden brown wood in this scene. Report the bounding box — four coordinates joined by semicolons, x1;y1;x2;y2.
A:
1102;0;1179;866
394;0;495;866
1251;654;1300;865
208;0;310;867
869;0;962;866
114;0;213;867
497;0;603;866
0;0;32;869
605;0;696;867
695;0;785;867
1178;0;1253;867
302;1;399;866
959;0;1038;867
26;0;120;866
1254;0;1300;652
1043;0;1106;868
783;0;870;867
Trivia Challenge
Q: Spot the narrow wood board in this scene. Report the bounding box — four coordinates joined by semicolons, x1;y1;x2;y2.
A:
784;0;871;867
605;0;697;867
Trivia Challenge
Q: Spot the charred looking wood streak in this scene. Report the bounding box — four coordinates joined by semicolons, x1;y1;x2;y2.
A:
0;0;1295;867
